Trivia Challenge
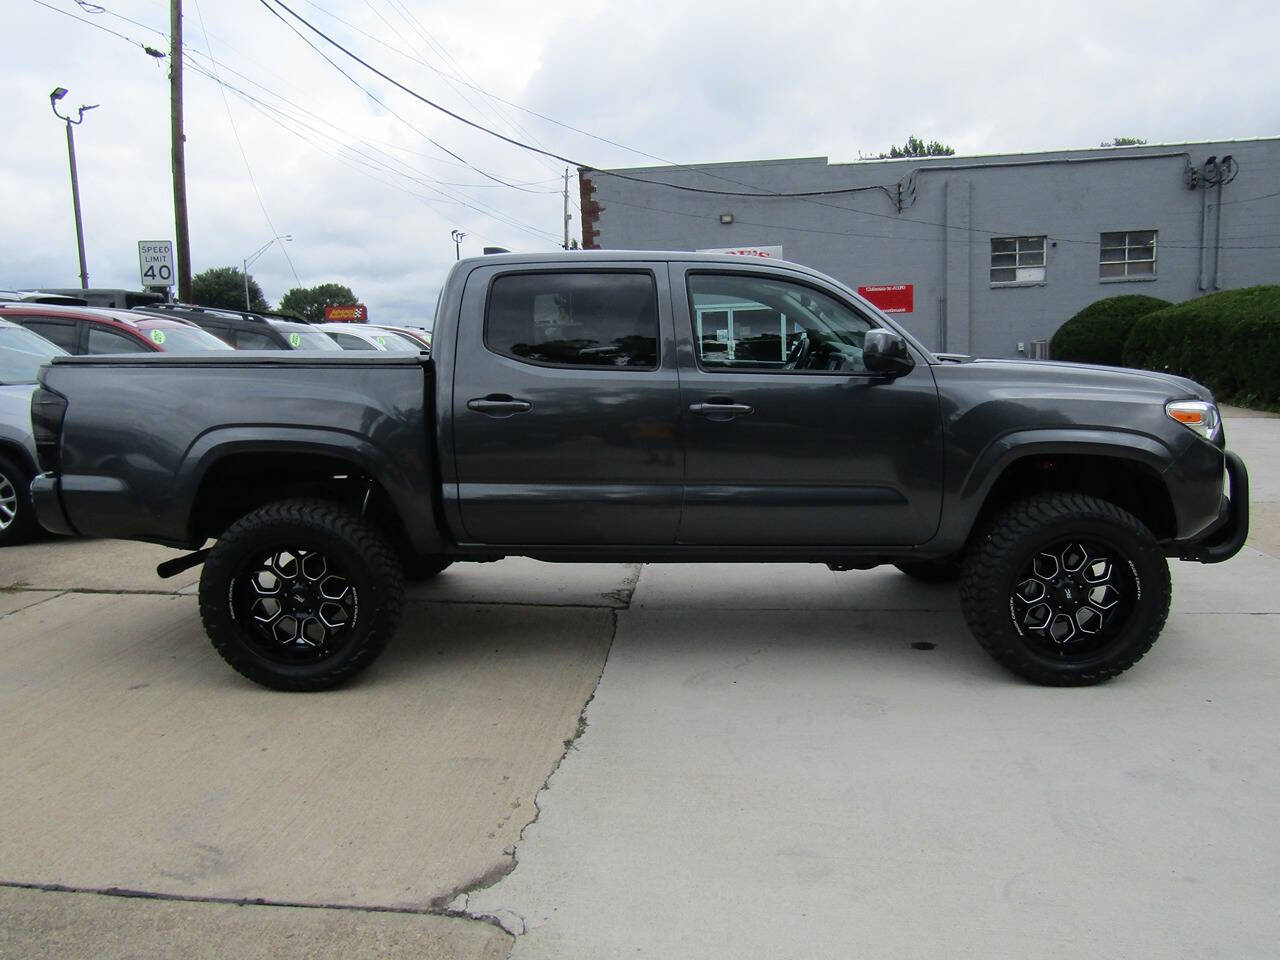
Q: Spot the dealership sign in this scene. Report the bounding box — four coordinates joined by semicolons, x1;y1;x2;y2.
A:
324;304;368;322
858;284;914;314
697;245;784;259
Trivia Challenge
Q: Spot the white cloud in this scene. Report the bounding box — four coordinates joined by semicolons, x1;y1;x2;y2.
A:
3;0;1277;322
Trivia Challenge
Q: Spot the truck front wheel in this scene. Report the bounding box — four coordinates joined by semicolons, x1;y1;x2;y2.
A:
959;493;1171;686
199;498;405;691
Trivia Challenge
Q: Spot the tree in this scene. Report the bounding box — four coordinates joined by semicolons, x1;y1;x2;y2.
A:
878;136;956;159
192;266;268;312
279;283;359;324
1102;136;1148;147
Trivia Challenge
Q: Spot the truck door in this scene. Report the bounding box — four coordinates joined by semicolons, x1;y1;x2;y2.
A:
449;262;683;545
672;264;944;546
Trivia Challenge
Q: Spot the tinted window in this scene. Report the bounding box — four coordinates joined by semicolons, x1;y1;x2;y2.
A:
235;329;279;350
486;272;658;369
135;324;234;353
687;274;872;373
19;319;80;352
331;333;376;350
87;327;151;354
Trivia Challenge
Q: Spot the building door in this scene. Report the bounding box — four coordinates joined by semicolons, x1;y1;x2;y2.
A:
672;265;945;546
449;263;683;545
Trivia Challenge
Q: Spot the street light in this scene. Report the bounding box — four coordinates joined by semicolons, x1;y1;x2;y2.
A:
49;87;99;290
242;235;292;310
451;229;466;261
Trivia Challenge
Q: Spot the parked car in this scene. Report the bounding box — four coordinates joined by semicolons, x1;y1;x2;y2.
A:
369;325;432;349
0;319;66;545
0;290;88;305
30;252;1248;690
317;323;420;351
0;303;233;355
132;304;341;351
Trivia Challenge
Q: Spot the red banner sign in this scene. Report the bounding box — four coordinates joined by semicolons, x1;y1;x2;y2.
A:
324;304;368;322
857;284;914;314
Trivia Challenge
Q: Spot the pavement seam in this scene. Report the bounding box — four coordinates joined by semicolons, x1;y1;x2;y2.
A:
440;604;624;941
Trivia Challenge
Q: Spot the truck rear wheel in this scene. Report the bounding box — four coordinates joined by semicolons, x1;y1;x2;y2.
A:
199;498;405;691
959;493;1170;686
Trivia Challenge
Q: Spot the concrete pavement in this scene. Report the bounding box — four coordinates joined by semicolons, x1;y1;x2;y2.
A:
0;555;638;958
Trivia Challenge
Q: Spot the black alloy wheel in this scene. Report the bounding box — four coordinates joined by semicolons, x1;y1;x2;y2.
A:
199;499;404;690
960;493;1171;685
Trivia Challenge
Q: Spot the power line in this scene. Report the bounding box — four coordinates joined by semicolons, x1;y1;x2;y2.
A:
192;0;301;287
258;0;898;200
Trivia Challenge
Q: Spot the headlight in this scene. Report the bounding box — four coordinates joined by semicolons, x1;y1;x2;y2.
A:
1166;400;1221;441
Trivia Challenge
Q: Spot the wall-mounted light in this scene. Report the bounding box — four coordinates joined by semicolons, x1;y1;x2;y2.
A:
719;213;734;225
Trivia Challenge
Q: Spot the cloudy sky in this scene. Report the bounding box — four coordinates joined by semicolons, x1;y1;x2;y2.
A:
4;0;1278;325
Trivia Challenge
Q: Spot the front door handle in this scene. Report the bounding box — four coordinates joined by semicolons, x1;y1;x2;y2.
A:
468;395;532;417
689;399;754;421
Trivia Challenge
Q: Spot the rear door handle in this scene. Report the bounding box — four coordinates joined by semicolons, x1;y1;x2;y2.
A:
467;395;532;417
689;399;754;420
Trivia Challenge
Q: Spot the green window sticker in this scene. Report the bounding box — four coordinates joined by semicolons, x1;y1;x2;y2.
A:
149;328;167;345
375;336;386;347
289;332;303;348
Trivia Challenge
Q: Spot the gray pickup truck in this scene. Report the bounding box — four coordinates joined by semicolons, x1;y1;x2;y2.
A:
30;253;1248;690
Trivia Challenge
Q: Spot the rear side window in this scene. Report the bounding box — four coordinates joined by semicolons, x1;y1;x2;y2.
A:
486;272;658;369
87;327;150;354
19;319;80;352
235;329;279;350
330;333;376;350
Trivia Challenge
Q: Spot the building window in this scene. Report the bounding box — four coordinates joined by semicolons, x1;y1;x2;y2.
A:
990;236;1046;284
1100;230;1156;279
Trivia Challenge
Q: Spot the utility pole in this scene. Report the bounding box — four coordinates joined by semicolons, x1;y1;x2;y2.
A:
170;0;193;303
563;168;570;249
49;88;97;289
451;229;465;261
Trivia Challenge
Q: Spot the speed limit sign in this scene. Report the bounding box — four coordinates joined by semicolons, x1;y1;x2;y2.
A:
138;240;175;289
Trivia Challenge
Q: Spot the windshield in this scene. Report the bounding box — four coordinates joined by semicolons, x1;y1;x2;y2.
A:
369;331;419;351
137;323;234;353
0;324;68;382
269;320;343;350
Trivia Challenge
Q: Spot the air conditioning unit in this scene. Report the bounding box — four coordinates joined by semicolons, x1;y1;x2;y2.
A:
1027;339;1050;360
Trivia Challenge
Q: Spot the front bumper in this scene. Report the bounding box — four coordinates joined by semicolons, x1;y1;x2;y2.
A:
30;473;77;537
1174;450;1249;563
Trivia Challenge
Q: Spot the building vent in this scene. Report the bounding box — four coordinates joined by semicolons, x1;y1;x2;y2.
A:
1028;339;1051;360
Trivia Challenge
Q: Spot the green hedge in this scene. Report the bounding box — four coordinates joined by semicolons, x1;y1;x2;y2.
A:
1050;294;1171;366
1123;285;1280;408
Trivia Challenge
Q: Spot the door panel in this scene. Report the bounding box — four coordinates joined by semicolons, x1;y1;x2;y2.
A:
450;263;683;545
673;265;944;546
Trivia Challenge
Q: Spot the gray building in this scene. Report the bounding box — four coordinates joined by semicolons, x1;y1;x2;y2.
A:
578;138;1280;357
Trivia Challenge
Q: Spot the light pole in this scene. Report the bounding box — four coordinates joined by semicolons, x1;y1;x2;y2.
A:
451;229;466;261
49;88;98;290
242;235;292;310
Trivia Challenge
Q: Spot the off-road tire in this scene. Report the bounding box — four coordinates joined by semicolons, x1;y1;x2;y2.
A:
959;493;1170;686
199;498;404;691
403;554;453;581
894;557;961;582
0;454;39;547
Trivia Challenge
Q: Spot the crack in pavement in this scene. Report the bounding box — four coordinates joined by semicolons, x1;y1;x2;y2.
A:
446;585;635;942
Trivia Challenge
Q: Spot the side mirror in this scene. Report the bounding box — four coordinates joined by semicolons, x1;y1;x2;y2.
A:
862;329;915;377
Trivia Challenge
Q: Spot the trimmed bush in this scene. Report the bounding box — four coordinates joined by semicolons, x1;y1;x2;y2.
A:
1050;294;1171;366
1123;285;1280;408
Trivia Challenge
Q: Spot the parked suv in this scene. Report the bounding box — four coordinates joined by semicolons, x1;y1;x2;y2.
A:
0;303;233;355
132;304;340;351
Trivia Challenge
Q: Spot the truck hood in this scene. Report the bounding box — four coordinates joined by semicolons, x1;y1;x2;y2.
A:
935;356;1215;403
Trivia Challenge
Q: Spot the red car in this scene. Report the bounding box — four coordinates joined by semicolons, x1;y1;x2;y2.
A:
0;303;233;355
